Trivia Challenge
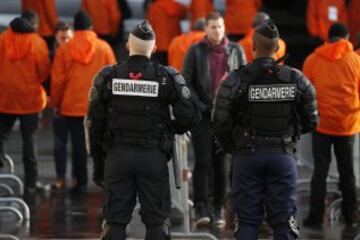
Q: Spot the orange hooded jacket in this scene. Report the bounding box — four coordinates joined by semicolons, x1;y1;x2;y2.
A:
147;0;187;52
225;0;262;35
303;39;360;136
190;0;214;28
306;0;347;41
348;0;360;45
81;0;121;36
50;31;116;117
239;29;286;63
168;31;205;71
22;0;58;37
0;29;50;114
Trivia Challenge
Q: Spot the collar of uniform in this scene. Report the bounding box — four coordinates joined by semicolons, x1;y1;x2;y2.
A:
253;57;275;65
127;55;151;63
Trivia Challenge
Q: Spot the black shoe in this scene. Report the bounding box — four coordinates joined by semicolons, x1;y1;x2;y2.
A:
302;215;323;228
25;181;49;194
194;204;210;227
212;207;225;227
70;185;87;195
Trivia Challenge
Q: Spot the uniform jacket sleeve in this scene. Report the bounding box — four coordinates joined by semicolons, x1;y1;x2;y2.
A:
294;69;319;134
212;71;239;152
85;66;113;180
167;67;201;134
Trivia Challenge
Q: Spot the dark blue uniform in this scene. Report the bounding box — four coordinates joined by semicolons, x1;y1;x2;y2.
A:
212;57;318;239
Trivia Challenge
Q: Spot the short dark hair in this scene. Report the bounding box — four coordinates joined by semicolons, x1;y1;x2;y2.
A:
55;21;71;33
205;12;223;25
328;23;349;39
21;10;38;28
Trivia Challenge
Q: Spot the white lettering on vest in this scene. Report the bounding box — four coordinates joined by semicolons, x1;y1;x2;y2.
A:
112;78;159;97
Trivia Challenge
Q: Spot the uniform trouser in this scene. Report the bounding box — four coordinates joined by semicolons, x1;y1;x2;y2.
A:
62;116;87;186
0;113;39;187
102;145;171;240
53;115;68;178
309;131;356;219
232;152;298;240
191;117;227;211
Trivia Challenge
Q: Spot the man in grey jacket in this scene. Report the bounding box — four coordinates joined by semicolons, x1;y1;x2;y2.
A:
182;11;246;227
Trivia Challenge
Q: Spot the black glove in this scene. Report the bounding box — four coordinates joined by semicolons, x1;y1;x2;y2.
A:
93;177;104;188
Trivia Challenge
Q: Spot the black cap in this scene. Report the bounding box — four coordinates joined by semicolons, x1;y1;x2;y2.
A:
74;10;92;30
328;23;349;40
21;10;38;29
131;21;155;40
255;19;279;39
10;17;34;33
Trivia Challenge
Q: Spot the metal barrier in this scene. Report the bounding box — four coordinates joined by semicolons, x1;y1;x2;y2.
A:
0;234;20;240
0;198;30;220
169;134;217;240
3;154;14;174
0;155;28;240
0;206;23;222
328;198;342;222
0;183;14;196
0;174;23;196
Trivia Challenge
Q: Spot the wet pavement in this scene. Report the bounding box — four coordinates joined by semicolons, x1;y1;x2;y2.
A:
1;123;360;239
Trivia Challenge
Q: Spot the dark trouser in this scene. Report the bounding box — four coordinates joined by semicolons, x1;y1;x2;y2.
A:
191;117;227;211
232;152;297;240
0;113;39;187
61;116;87;186
103;145;171;240
309;131;356;219
53;115;68;178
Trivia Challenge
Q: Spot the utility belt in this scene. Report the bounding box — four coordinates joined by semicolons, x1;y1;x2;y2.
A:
106;129;174;160
232;127;296;155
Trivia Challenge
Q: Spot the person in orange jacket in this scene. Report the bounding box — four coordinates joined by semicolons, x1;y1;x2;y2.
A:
0;15;51;193
239;12;286;63
50;11;116;194
146;0;187;65
168;18;205;71
81;0;121;46
190;0;214;28
225;0;262;42
302;23;360;227
348;0;360;45
22;0;58;49
306;0;347;41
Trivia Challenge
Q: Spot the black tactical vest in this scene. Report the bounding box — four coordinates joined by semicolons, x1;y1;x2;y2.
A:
103;61;173;145
236;61;299;141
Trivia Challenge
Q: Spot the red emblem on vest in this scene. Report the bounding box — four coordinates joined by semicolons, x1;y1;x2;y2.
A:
129;72;142;80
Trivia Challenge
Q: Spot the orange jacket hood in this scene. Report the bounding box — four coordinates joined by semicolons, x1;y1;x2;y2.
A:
315;39;353;61
156;0;185;17
69;30;97;64
180;31;205;51
4;29;35;61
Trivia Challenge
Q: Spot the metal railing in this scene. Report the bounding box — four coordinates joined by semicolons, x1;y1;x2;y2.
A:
0;154;30;240
169;134;217;240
